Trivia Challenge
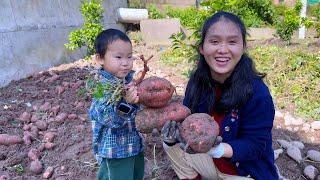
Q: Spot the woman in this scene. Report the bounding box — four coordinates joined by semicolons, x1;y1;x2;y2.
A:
162;11;279;180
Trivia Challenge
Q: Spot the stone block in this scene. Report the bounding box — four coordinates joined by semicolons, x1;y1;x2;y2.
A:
140;18;180;45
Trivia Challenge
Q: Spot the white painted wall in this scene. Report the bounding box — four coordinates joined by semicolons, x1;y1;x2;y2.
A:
0;0;127;87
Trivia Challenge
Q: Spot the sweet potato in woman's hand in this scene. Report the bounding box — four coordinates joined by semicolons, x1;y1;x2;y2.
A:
180;113;220;153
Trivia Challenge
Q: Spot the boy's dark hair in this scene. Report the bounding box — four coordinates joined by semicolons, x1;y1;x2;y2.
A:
95;28;131;58
185;11;265;113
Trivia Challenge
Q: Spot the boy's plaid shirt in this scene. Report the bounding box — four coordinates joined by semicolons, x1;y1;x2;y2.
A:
89;69;143;164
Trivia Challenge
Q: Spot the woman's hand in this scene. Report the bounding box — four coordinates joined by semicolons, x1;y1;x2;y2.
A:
207;143;233;158
124;82;139;104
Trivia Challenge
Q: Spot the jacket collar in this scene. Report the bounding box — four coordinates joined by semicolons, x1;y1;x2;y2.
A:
98;68;134;84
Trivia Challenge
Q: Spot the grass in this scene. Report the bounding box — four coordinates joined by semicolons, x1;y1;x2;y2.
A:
250;43;320;120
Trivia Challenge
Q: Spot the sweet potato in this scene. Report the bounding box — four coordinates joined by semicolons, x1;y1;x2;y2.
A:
68;114;78;120
303;165;318;180
55;113;68;124
138;76;175;108
50;105;60;116
31;114;41;123
180;113;219;153
28;148;41;161
0;175;9;180
19;112;31;122
135;102;191;133
307;150;320;162
0;134;23;146
75;102;84;109
35;121;48;131
23;131;33;145
286;145;302;163
44;132;56;143
274;148;283;160
39;102;51;112
29;160;43;174
56;86;65;94
43;166;54;179
44;142;55;150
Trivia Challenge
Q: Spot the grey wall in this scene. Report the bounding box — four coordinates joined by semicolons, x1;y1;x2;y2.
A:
0;0;127;87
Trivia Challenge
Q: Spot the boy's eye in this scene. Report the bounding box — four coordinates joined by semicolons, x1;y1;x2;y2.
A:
209;40;219;44
116;56;121;59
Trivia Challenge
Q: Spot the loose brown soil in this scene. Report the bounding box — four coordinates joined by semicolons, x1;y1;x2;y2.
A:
0;39;319;180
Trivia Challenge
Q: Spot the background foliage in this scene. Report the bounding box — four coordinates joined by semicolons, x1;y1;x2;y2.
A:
65;0;104;57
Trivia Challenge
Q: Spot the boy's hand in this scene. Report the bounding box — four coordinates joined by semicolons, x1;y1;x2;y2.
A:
124;82;139;104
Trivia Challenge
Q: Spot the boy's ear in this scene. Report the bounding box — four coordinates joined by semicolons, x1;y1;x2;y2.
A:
95;54;103;65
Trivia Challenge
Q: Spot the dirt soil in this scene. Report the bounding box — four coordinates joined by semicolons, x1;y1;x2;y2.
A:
0;39;319;180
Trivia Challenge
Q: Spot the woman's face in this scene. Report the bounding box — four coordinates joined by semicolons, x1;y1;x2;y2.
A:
199;20;245;83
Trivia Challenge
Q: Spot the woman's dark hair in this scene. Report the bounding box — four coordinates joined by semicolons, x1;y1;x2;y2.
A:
95;28;131;58
185;11;265;113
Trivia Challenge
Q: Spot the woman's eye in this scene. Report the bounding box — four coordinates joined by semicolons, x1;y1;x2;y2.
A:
116;56;121;59
229;40;237;44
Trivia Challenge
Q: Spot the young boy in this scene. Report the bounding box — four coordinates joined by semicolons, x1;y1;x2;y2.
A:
89;29;144;180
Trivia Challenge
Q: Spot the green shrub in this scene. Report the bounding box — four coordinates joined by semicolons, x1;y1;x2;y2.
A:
147;4;165;19
275;4;288;16
147;0;276;28
201;0;275;27
165;6;209;30
238;0;276;25
275;1;302;44
65;0;104;57
308;4;320;18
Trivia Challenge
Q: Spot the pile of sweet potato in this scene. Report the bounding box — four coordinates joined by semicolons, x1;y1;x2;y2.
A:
133;56;220;153
180;113;220;153
132;55;190;133
135;75;190;133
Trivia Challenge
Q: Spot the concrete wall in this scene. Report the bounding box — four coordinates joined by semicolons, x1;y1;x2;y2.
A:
0;0;127;87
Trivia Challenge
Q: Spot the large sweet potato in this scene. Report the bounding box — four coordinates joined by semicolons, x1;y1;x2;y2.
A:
0;134;23;146
136;102;191;133
180;113;219;153
138;76;175;108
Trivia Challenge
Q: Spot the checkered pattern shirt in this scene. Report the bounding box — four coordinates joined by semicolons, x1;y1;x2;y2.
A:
89;69;143;164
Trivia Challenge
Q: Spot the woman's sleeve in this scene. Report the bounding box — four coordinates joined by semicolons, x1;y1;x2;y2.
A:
227;94;275;162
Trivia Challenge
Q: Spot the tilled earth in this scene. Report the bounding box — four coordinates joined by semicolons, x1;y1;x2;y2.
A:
0;41;319;180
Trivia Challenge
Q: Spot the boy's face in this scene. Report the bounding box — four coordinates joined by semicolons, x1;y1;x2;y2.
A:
98;39;133;78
